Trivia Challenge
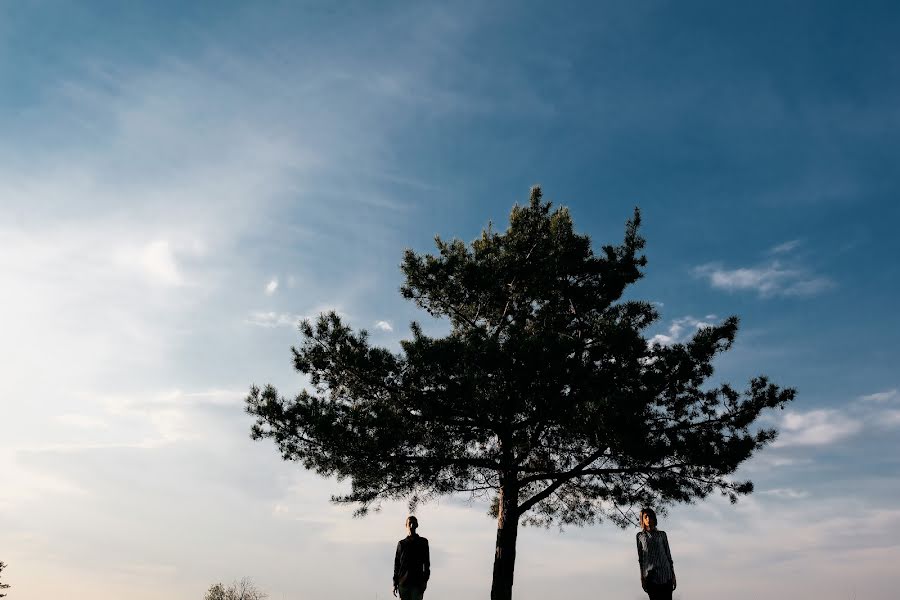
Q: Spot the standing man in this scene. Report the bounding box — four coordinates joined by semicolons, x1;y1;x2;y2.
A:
393;515;430;600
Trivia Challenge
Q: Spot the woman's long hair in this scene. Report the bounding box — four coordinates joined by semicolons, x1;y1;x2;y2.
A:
639;507;657;530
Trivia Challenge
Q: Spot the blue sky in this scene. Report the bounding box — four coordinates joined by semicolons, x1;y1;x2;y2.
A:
1;2;899;599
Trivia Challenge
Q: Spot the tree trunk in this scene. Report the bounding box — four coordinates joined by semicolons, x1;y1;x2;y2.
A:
490;483;520;600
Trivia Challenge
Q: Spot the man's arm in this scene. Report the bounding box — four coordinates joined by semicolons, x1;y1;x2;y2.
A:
423;539;431;585
394;541;402;587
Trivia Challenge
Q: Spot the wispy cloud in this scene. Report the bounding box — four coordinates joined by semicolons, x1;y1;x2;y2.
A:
765;390;900;452
112;239;197;287
693;260;833;297
374;320;393;332
245;311;305;328
774;409;862;447
760;487;809;499
768;239;802;254
858;388;899;403
97;388;247;446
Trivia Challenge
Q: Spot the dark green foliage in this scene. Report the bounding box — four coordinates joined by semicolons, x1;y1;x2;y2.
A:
246;186;794;528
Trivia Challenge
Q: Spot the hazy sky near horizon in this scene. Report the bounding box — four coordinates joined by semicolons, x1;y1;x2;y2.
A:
2;1;899;599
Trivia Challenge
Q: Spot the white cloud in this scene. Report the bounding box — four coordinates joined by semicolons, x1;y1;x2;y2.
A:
648;315;718;347
769;239;801;254
0;224;203;408
138;240;181;285
374;320;393;332
96;388;246;446
774;409;862;447
246;311;305;328
760;487;809;499
693;260;833;298
111;238;202;287
110;239;187;287
265;277;279;295
858;388;898;403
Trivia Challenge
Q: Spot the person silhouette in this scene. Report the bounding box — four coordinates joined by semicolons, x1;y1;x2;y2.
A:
392;515;430;600
636;508;676;600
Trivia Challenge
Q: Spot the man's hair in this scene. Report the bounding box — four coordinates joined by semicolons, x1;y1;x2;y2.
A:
406;515;419;530
639;507;657;528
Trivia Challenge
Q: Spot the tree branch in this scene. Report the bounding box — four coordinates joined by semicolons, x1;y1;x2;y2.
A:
516;447;607;512
517;459;687;513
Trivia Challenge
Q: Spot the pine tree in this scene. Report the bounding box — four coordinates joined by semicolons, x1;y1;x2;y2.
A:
247;187;794;600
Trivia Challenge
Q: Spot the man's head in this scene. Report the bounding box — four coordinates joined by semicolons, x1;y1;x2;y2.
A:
405;515;419;535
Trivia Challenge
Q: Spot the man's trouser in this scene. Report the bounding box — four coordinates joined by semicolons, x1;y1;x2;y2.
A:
398;584;425;600
645;580;673;600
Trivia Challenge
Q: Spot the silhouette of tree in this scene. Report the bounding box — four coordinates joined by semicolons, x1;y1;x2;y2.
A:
203;577;267;600
0;561;9;598
247;186;795;600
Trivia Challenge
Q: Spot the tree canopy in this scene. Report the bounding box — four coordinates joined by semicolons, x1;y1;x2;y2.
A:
246;186;795;599
203;578;267;600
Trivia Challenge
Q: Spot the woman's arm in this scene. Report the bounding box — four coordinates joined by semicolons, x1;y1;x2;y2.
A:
636;533;646;590
663;532;676;590
662;532;674;568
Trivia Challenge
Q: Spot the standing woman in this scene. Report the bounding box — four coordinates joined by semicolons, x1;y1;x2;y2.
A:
636;508;676;600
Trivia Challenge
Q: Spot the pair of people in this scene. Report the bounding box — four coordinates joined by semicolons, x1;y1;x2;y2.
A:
393;509;677;600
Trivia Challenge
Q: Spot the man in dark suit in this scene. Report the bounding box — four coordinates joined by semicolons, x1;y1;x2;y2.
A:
393;516;430;600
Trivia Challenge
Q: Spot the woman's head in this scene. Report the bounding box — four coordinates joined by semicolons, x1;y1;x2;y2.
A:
639;508;657;531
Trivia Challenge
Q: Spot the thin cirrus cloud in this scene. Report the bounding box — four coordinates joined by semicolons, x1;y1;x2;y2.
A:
858;388;899;403
768;239;802;254
692;260;833;298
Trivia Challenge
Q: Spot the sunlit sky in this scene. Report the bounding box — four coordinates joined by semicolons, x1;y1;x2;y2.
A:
2;2;899;599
